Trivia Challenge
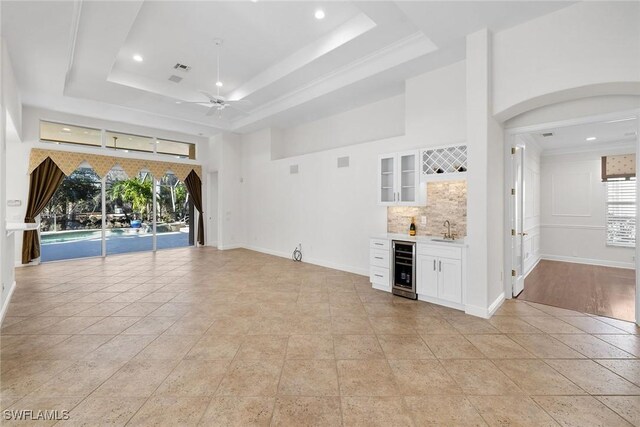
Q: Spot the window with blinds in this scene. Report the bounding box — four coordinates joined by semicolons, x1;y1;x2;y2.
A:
606;179;636;247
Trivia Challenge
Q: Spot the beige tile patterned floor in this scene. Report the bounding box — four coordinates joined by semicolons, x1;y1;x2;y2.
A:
1;247;639;426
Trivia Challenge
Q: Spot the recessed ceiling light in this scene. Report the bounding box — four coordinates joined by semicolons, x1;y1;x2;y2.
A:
61;127;71;132
586;137;597;141
133;54;143;62
315;9;325;20
216;81;223;87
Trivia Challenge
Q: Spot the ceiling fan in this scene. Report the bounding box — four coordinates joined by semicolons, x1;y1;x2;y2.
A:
176;39;249;117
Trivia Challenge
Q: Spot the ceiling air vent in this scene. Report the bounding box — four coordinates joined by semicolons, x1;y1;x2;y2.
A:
168;75;183;83
541;132;554;137
173;63;191;72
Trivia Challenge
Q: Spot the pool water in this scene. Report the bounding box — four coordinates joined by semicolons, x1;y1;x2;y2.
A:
41;228;149;244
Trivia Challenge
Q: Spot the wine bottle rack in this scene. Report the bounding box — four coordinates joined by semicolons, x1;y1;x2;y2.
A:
422;144;468;180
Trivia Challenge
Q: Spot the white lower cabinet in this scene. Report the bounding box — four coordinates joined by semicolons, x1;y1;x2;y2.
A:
437;257;462;304
417;244;464;308
417;255;438;298
369;238;391;291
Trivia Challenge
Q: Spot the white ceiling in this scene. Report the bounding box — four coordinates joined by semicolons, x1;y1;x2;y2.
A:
2;1;573;137
531;117;639;154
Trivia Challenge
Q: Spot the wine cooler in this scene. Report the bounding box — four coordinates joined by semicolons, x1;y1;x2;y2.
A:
391;240;417;300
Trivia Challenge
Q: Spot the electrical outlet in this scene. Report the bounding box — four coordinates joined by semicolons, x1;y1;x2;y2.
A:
420;216;427;226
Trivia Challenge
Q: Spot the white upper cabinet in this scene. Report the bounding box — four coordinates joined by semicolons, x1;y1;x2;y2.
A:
379;154;396;205
378;150;426;206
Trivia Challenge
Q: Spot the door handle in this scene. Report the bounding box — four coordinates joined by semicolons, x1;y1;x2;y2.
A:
439;261;442;272
520;232;528;236
433;260;436;271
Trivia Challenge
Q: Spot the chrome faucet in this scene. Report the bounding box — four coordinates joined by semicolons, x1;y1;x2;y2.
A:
443;220;456;240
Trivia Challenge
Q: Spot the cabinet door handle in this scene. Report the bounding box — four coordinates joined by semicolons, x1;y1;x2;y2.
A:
374;274;383;278
439;261;442;272
374;243;383;246
433;260;436;271
374;257;383;260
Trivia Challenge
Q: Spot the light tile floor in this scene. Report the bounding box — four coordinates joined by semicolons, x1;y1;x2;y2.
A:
1;247;639;426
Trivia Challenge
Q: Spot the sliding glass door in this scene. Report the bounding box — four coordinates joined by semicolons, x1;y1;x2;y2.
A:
40;166;103;262
156;173;191;250
105;170;154;255
40;167;193;262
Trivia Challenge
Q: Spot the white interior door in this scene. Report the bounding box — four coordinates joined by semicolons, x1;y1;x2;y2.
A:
512;145;525;296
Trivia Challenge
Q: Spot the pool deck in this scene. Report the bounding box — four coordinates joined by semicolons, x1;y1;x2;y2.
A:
41;232;190;262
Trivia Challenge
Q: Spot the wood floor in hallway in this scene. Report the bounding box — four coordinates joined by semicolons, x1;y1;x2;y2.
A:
520;260;636;322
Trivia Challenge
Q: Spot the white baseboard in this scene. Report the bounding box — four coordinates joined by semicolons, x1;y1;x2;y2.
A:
217;244;243;250
465;292;505;319
540;254;635;270
0;281;16;325
524;256;541;279
372;283;391;293
418;294;464;312
243;244;369;277
488;292;505;316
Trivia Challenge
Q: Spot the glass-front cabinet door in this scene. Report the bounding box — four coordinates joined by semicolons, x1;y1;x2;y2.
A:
399;152;417;204
379;154;396;205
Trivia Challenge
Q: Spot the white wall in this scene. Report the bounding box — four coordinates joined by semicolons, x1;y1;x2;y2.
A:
239;61;466;275
1;36;22;322
493;1;640;121
275;94;405;160
214;132;244;249
540;146;636;269
2;38;21;139
465;29;505;316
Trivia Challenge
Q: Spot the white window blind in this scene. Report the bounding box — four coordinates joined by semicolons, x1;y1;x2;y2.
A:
606;179;636;247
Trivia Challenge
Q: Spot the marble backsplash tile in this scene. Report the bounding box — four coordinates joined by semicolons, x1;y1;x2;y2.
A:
387;180;467;237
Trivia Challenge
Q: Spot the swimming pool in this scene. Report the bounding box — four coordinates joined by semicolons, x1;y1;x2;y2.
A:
41;228;149;244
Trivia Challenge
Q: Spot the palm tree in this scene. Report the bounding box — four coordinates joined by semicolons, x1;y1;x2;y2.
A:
109;177;153;221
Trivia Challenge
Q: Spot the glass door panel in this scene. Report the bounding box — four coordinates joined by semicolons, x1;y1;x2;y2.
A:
40;167;102;262
105;169;154;255
380;156;395;203
400;153;416;203
156;173;192;250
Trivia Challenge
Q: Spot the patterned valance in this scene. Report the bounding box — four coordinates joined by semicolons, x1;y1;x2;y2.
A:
601;154;636;181
28;148;202;182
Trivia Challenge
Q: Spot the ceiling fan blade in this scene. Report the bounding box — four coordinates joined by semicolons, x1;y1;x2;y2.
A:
200;91;223;102
177;101;210;104
205;105;219;116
